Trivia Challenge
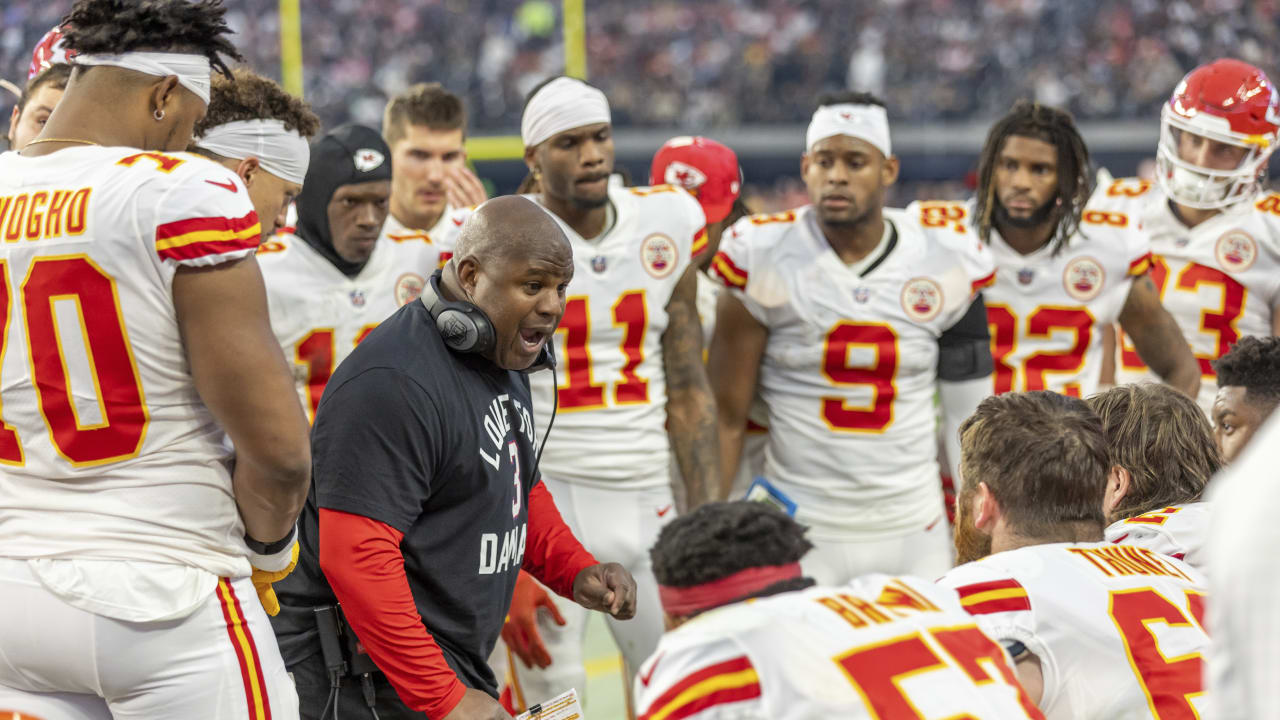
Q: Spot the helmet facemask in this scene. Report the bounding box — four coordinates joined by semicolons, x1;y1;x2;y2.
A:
1156;103;1275;210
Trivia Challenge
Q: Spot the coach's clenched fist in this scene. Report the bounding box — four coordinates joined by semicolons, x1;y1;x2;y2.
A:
573;562;637;619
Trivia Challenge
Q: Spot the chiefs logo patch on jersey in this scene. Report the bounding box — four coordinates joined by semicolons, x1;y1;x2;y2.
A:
1063;256;1105;301
354;149;386;172
641;233;678;279
1216;230;1258;272
395;272;425;307
900;277;943;322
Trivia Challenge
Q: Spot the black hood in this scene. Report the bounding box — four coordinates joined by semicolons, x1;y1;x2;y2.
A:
295;123;393;277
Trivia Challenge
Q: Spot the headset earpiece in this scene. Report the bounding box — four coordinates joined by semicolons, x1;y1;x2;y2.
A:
420;270;496;355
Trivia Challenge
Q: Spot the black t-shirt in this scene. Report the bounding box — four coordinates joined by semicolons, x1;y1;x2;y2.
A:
270;299;541;695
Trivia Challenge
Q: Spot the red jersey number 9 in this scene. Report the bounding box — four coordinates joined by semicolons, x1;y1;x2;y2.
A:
821;322;898;433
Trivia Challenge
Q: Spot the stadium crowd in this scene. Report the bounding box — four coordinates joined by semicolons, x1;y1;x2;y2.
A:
5;1;1280;719
4;0;1280;131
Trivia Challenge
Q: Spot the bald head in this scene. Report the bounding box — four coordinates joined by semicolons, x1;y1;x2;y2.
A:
448;195;574;371
456;195;572;266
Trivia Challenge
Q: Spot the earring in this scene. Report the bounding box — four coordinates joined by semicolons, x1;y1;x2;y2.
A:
153;108;165;121
532;168;541;179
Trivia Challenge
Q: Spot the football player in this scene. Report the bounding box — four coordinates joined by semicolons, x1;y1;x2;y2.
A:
1091;59;1280;413
939;392;1209;720
648;137;760;501
0;0;309;717
907;101;1197;398
257;124;447;421
637;501;1043;720
1210;335;1280;462
381;82;485;246
190;68;319;240
1206;413;1280;719
501;76;715;712
1088;383;1221;573
710;92;995;584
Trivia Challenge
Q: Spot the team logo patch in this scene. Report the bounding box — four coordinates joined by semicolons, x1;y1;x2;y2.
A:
640;233;678;279
1062;256;1105;301
1216;230;1257;271
900;277;943;322
1017;268;1035;285
591;255;608;273
353;148;385;172
394;272;425;307
854;287;871;304
349;289;367;307
664;161;707;193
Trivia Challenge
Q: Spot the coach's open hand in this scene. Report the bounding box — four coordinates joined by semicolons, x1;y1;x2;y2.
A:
572;562;637;619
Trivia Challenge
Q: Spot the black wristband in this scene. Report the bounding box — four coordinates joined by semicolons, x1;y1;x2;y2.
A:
245;527;296;556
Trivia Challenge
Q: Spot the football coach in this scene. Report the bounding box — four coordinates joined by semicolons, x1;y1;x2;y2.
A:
271;195;638;720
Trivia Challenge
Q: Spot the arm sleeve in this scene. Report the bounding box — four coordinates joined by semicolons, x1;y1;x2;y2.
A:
938;295;994;382
310;368;443;532
319;508;467;719
635;636;766;720
522;482;599;599
152;161;262;267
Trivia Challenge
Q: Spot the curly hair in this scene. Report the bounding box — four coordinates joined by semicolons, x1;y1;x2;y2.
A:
192;67;320;139
974;100;1091;253
1086;384;1221;522
59;0;241;79
1213;336;1280;408
651;501;814;602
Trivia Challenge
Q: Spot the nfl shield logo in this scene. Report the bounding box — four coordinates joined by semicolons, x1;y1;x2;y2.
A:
591;255;608;273
854;287;870;303
1017;268;1035;285
349;289;366;307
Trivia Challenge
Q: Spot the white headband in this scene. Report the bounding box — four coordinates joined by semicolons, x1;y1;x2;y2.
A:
75;52;212;104
521;77;611;148
806;103;892;158
196;120;311;185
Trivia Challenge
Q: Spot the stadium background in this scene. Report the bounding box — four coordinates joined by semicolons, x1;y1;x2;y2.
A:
1;0;1275;715
5;0;1280;210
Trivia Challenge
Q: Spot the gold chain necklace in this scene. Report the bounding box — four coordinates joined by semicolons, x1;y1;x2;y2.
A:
22;138;100;148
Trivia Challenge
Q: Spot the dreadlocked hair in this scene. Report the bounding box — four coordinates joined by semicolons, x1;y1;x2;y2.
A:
651;501;813;597
974;100;1091;252
192;67;320;139
60;0;241;80
1213;335;1280;409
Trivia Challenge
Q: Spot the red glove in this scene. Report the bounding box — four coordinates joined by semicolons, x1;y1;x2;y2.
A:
501;570;566;669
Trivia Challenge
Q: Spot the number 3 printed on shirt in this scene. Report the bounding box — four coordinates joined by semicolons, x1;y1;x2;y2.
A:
508;440;522;518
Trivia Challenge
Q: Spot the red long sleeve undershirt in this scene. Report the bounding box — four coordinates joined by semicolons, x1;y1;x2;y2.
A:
318;482;597;719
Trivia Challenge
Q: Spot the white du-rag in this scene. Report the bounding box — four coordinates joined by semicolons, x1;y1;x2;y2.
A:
805;103;892;158
521;77;611;148
196;120;311;185
74;52;212;104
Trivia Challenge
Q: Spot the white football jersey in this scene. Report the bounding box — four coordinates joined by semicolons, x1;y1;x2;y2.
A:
636;574;1042;720
1089;178;1280;412
1206;416;1280;719
257;221;450;421
938;542;1210;720
529;184;707;489
710;207;994;539
905;199;1151;397
0;147;265;579
1105;501;1210;575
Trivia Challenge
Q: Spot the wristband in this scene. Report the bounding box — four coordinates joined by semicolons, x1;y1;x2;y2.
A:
246;525;297;565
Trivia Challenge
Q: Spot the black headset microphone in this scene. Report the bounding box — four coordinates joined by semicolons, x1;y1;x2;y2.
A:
420;269;559;470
